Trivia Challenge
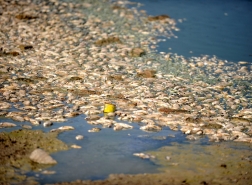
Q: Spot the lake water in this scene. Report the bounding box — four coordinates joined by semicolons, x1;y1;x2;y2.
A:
131;0;252;63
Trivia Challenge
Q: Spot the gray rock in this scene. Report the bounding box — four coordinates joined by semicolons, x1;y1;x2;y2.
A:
29;149;57;164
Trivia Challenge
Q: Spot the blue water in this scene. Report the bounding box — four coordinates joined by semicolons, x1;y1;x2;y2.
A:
131;0;252;63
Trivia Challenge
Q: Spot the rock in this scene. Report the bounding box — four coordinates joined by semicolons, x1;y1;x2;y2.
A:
29;149;57;164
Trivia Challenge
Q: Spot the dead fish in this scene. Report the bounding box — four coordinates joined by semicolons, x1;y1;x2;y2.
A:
88;127;101;132
75;135;84;140
140;124;162;132
0;122;17;128
43;121;53;127
113;123;133;131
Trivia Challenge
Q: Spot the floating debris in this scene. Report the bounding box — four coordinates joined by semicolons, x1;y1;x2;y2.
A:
103;103;116;113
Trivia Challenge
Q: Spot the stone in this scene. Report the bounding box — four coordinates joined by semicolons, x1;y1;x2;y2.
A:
29;149;57;164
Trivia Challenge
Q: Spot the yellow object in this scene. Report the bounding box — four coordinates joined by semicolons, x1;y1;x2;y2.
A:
103;103;116;113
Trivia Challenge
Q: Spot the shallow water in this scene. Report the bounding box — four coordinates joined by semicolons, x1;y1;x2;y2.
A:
1;114;189;183
131;0;252;63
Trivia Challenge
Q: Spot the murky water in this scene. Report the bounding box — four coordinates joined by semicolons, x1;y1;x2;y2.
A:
131;0;252;63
